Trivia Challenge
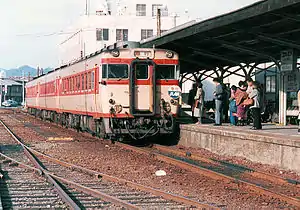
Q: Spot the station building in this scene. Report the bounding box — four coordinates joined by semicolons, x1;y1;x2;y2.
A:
0;79;23;105
59;0;189;65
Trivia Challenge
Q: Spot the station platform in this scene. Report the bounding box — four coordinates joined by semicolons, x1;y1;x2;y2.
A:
179;123;300;174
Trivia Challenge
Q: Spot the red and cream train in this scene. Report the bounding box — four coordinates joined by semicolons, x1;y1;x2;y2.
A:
25;42;181;140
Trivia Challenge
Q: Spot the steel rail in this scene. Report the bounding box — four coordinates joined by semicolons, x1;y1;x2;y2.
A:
0;119;139;210
153;145;300;186
117;143;300;208
0;120;81;210
27;146;217;210
4;112;218;209
0;151;139;210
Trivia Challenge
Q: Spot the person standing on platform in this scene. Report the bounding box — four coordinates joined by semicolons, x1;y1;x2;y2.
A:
194;82;205;124
188;83;197;121
248;81;262;130
235;81;248;126
213;78;223;126
222;84;230;123
246;78;254;94
298;88;300;134
229;85;238;126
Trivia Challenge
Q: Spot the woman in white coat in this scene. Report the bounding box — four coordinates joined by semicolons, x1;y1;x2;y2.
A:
194;83;205;124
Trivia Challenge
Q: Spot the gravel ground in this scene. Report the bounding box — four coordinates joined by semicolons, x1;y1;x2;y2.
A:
0;111;298;209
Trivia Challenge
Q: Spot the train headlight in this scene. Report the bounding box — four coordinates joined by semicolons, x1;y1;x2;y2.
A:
109;99;115;105
111;49;120;57
170;99;177;105
166;51;174;58
115;105;123;113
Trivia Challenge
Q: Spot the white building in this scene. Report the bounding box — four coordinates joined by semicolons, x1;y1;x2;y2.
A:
59;0;189;65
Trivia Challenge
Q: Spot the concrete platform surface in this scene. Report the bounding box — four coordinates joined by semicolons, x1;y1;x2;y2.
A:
179;123;300;174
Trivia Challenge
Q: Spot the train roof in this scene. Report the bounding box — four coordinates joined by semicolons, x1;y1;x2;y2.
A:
30;41;175;82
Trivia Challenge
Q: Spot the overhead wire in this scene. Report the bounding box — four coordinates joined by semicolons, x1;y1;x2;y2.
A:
14;28;97;38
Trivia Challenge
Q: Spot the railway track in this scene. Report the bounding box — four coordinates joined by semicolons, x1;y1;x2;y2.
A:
116;143;300;209
0;161;68;209
0;116;219;209
3;110;300;208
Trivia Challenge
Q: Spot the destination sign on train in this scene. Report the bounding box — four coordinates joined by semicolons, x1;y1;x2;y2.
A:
134;51;152;58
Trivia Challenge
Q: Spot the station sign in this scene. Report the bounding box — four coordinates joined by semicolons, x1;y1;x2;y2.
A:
285;72;298;92
280;49;296;72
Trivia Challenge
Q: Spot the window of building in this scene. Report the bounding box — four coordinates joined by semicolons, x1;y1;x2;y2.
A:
116;29;128;42
96;28;109;41
102;64;129;79
266;76;276;93
136;4;146;16
141;29;153;40
152;4;168;17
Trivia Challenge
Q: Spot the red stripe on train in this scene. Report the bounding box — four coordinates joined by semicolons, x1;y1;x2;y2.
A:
26;105;177;118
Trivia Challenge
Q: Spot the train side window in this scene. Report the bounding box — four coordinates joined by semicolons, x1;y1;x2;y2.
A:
81;74;84;90
135;64;148;79
85;73;88;90
73;77;76;91
102;64;108;78
68;78;71;92
74;77;76;91
107;64;128;79
76;76;80;91
70;78;73;92
156;65;176;79
88;72;92;89
91;72;95;89
73;77;75;91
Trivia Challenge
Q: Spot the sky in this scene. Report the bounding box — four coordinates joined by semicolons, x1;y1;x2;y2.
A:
0;0;260;69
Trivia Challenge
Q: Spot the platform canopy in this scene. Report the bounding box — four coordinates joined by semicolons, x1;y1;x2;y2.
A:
140;0;300;81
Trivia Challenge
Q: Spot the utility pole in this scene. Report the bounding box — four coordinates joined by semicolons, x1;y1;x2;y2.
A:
173;13;179;28
85;0;90;15
157;8;161;36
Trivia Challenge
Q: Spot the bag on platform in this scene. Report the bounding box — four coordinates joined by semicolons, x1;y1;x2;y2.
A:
194;107;200;117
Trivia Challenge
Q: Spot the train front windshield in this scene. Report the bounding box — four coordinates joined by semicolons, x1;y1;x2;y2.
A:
156;65;179;80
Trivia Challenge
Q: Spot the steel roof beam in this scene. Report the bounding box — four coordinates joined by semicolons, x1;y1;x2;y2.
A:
172;41;242;67
270;12;300;22
217;40;279;65
180;57;215;69
223;66;245;78
255;33;300;50
191;49;241;66
201;70;218;81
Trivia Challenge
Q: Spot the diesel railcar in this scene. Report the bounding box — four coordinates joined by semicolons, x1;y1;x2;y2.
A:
26;42;181;140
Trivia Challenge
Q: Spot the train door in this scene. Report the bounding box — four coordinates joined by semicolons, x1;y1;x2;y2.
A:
130;60;156;116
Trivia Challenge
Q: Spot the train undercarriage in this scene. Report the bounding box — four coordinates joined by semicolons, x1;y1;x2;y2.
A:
27;108;176;141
